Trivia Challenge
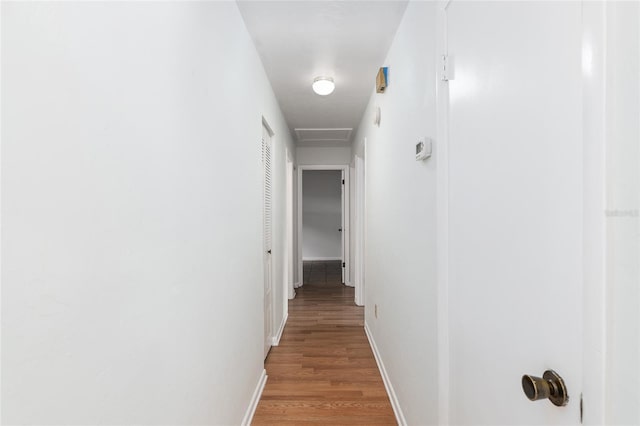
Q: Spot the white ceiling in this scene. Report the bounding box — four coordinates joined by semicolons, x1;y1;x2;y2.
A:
237;1;408;146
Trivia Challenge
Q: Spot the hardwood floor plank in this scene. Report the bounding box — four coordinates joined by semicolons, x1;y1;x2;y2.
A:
252;261;396;425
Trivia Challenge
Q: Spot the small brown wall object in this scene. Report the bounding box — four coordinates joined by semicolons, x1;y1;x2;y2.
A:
376;67;388;93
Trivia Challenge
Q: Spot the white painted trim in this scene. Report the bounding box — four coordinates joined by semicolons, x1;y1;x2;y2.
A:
354;152;366;306
285;152;295;302
365;323;407;426
297;166;302;287
0;5;3;423
436;3;451;424
272;312;288;346
293;281;302;289
297;165;351;171
241;369;267;426
361;140;367;306
344;169;350;285
581;2;608;423
261;117;274;137
0;3;3;422
302;257;342;261
341;168;346;284
297;164;351;289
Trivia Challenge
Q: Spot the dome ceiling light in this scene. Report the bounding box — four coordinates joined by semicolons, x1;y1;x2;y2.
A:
312;77;335;96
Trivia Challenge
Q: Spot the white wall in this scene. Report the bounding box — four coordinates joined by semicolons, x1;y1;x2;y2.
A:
351;2;438;424
1;2;294;424
352;2;637;425
302;170;342;260
297;146;351;165
605;2;640;424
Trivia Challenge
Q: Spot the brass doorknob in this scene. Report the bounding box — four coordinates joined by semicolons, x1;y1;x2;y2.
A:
521;370;569;407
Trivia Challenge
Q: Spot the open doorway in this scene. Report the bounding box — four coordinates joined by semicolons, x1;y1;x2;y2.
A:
297;165;350;292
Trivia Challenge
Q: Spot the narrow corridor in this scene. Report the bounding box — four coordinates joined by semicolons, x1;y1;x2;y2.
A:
253;261;396;424
4;2;639;425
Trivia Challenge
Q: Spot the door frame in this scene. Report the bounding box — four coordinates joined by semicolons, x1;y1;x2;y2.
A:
580;2;608;423
354;148;366;306
297;165;350;288
285;149;295;300
435;3;451;423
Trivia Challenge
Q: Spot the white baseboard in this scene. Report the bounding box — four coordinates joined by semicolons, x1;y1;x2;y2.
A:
344;281;354;287
302;257;342;261
364;322;407;426
294;281;302;289
272;312;288;346
241;369;267;426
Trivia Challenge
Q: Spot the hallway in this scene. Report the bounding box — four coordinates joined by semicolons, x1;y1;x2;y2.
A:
2;1;639;425
253;261;396;425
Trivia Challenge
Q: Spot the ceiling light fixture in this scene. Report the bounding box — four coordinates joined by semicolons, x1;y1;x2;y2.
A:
312;77;335;96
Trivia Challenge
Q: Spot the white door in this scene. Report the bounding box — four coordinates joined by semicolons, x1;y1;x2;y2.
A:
262;124;273;359
445;2;583;424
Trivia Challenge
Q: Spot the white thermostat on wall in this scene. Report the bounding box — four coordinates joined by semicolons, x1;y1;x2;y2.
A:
416;137;432;161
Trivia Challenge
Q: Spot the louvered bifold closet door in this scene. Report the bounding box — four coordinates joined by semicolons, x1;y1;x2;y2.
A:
262;124;273;359
263;130;272;254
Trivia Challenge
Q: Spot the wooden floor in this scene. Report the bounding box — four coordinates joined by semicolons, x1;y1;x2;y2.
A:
252;261;396;425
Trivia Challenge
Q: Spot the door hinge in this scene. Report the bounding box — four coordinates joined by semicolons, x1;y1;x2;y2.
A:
441;54;454;81
580;393;583;424
342;262;345;267
342;179;345;184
